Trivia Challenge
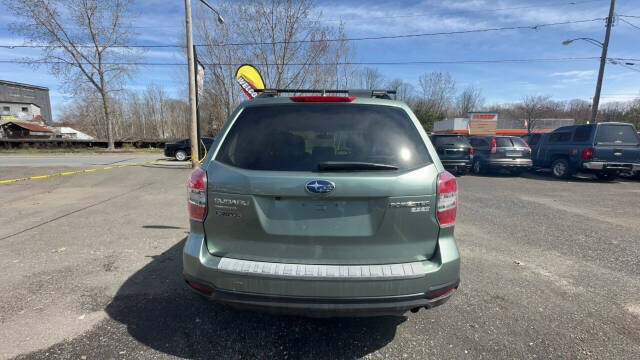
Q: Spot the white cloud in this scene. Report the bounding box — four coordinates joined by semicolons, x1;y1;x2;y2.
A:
315;0;607;37
599;94;640;103
550;69;596;84
550;70;595;77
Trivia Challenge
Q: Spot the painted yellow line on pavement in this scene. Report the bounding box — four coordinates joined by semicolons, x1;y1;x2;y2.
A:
0;160;163;185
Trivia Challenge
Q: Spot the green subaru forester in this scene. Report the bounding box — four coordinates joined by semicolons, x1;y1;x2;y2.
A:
183;90;460;316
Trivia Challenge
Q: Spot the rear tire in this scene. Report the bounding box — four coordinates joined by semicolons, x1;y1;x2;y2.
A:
551;159;571;179
595;171;618;181
456;168;469;176
472;160;483;175
510;169;524;176
175;150;188;161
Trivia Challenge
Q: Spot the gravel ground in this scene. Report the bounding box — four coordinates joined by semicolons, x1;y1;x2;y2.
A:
0;158;638;359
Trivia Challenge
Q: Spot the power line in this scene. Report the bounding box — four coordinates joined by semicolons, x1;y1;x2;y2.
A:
619;64;640;72
619;17;640;30
618;14;640;18
0;56;611;66
0;18;605;49
200;18;606;47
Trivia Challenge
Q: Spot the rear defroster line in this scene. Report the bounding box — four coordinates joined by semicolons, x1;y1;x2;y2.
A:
0;159;163;184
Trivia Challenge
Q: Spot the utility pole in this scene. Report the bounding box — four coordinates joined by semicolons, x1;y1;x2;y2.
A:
591;0;616;123
184;0;198;168
184;0;224;167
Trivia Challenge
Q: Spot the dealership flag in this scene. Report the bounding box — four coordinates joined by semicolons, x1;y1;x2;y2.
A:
196;60;205;101
235;64;265;99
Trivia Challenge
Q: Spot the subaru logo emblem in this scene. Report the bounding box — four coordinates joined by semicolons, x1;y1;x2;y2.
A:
305;180;335;194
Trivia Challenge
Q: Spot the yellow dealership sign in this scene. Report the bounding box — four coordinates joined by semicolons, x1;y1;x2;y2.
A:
235;64;265;99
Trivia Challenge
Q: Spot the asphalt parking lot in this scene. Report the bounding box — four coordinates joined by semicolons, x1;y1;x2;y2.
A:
1;155;639;359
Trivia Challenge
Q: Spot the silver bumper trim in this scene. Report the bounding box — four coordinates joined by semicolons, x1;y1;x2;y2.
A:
583;161;640;170
583;161;604;170
217;257;427;281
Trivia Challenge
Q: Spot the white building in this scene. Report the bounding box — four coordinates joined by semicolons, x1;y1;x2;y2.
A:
55;126;94;140
0;102;42;123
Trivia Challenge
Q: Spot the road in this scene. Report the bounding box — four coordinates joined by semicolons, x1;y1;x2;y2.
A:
0;154;162;168
0;156;639;359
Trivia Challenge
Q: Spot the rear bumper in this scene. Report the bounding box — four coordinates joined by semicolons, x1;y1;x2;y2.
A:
441;160;472;168
183;226;460;317
582;161;640;171
184;275;458;317
485;158;532;168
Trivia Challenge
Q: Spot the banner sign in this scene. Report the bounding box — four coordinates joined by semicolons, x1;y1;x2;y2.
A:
468;121;497;135
470;113;498;120
235;64;265;99
196;60;205;99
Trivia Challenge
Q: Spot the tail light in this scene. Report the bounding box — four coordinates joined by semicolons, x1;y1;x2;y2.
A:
187;281;213;294
582;147;594;160
436;171;457;226
469;146;474;155
426;287;456;299
290;96;355;102
489;138;497;155
188;168;207;221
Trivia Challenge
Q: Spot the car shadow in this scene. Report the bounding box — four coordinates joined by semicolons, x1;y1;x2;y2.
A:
105;238;404;359
519;169;624;183
468;171;522;178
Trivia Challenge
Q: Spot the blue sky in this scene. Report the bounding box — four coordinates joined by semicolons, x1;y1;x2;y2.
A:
1;0;639;121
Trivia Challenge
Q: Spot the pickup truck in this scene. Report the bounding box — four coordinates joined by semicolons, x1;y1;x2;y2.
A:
523;122;640;180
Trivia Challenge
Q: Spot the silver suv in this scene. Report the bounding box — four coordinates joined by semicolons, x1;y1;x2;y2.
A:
183;90;460;316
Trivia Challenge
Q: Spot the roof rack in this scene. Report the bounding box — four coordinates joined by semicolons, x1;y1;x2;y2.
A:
255;89;397;100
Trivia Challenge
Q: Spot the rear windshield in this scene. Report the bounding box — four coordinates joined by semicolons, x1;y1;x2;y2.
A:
595;124;639;145
510;137;528;147
432;135;470;146
216;104;431;171
495;137;527;147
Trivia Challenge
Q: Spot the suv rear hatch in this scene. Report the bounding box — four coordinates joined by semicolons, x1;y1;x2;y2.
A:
593;124;640;163
492;136;531;159
432;135;472;161
204;102;439;265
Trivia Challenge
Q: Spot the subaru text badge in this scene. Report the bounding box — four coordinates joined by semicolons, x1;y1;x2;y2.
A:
305;180;335;194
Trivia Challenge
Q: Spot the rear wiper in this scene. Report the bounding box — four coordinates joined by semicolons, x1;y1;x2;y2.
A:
317;161;399;171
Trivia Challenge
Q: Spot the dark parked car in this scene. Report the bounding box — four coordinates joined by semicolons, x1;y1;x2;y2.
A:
164;137;215;161
429;134;473;175
468;135;532;175
523;122;640;180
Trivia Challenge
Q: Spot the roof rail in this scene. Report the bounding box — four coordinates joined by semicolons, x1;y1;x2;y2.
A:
255;88;397;99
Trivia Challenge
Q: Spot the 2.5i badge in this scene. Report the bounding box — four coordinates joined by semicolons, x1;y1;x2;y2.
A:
389;200;430;212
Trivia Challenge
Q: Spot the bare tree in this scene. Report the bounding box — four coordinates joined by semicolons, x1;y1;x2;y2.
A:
194;0;353;128
566;99;591;124
456;86;484;116
4;0;138;150
418;72;456;116
386;78;414;102
517;95;553;133
623;99;640;129
599;102;627;123
358;67;384;90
